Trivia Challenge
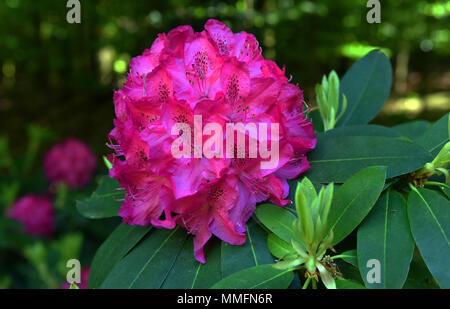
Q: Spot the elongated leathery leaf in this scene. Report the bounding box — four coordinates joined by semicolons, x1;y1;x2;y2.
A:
221;219;274;277
305;135;431;183
211;264;294;289
336;279;365;289
76;176;122;219
88;223;151;289
393;120;431;141
319;125;401;138
357;190;414;289
338;50;392;126
100;227;187;289
328;166;386;245
255;204;296;243
408;188;450;288
267;233;295;259
161;237;222;289
416;112;449;157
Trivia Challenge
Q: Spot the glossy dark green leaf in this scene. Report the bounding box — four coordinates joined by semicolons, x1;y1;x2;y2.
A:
416;113;449;156
308;109;324;132
100;227;187;289
357;190;414;289
337;50;392;126
408;188;450;288
267;233;295;259
336;279;365;289
328;166;386;245
441;185;450;199
255;204;296;243
211;265;294;289
322;125;401;138
161;238;222;289
88;223;152;289
403;249;440;289
337;263;364;284
76;176;122;219
305;135;432;183
221;220;274;277
392;120;431;141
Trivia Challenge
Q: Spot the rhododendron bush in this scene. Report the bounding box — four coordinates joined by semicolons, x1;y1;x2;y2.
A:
76;20;449;289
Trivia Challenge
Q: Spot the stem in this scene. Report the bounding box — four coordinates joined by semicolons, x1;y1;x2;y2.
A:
409;183;419;194
330;254;349;260
312;279;317;289
424;181;449;188
302;276;311;289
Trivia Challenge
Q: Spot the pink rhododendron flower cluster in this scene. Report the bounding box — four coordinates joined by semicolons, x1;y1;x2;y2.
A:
108;19;316;262
7;195;54;236
44;138;97;189
61;267;90;289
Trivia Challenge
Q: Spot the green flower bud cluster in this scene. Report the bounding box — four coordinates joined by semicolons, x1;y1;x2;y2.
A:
273;177;337;289
315;71;347;131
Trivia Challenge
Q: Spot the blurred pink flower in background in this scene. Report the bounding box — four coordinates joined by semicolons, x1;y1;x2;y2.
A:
61;267;90;289
7;195;54;237
44;138;97;189
108;19;316;262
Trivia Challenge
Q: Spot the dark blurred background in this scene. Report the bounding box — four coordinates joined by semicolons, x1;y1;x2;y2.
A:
0;0;449;157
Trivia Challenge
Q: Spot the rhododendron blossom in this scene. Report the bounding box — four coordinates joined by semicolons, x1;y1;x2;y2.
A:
44;138;97;189
108;19;316;263
7;195;54;237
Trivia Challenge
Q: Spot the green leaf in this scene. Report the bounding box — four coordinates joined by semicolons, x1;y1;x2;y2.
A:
308;109;324;132
335;249;357;267
336;279;365;289
161;238;222;289
328;166;386;245
211;265;294;289
357;190;414;289
321;125;401;138
69;283;80;289
221;220;274;277
392;120;431;141
255;204;297;243
305;135;432;183
88;223;151;289
441;185;450;199
408;188;450;288
416;113;450;157
337;50;392;126
100;227;186;289
267;233;295;259
76;176;122;219
404;249;440;289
